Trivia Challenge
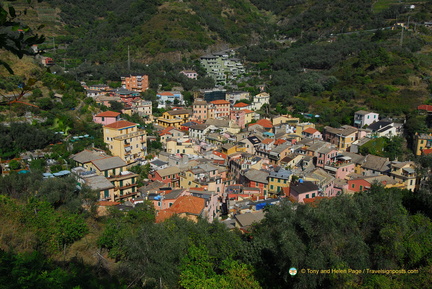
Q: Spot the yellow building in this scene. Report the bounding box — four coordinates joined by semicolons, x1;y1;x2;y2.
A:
157;109;191;128
323;125;358;151
390;161;417;192
179;170;201;189
104;120;147;163
242;109;254;125
273;115;300;126
268;168;292;196
414;133;432;156
295;122;315;136
166;139;196;155
86;156;139;201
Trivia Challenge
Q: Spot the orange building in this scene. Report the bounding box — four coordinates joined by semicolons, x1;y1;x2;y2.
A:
121;74;149;92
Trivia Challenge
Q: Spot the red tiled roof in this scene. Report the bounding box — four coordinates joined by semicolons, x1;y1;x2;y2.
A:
104;120;137;129
155;210;175;223
241;109;254;113
97;201;121;206
210;100;230;105
169;196;205;215
274;139;287;145
159;126;176;136
234;102;249;107
249;119;273;128
418;104;432;112
261;138;274;144
213;151;228;159
303;197;329;206
422;148;432;155
158;92;174;96
155;196;205;223
95;111;120;117
303;127;319;134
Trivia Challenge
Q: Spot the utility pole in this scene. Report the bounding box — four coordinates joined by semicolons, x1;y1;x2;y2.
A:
400;16;411;46
127;45;131;72
400;25;404;46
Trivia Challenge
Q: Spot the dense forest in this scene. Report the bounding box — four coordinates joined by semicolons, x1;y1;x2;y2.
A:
1;175;432;288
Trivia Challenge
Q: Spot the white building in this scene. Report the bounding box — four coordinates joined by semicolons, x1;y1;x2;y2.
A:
353;110;379;128
251;92;270;111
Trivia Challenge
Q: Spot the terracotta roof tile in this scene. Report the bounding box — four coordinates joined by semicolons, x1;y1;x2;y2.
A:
210;100;230;105
213;151;228;159
104;120;137;129
98;201;121;206
274;139;287;145
418;104;432;112
241;109;254;113
249;119;273;128
155;196;205;223
233;102;249;107
158;92;174;96
422;148;432;155
95;111;120;117
261;138;274;144
169;196;205;215
303;127;319;134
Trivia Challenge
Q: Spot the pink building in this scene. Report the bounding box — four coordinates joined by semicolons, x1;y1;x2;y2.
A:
289;181;319;203
149;167;181;188
302;127;322;139
334;163;355;179
230;110;246;129
192;99;209;121
93;111;121;126
316;148;338;168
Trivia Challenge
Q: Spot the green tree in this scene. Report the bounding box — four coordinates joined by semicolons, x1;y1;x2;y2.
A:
109;101;124;112
8;159;21;170
179;244;261;289
0;1;45;74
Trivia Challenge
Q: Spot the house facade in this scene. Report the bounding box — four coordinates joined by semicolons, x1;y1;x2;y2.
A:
121;74;149;92
103;120;147;163
353;110;379;128
93;111;121;126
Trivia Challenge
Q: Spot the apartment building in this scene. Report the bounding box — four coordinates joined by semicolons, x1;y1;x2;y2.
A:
121;74;149;92
103;120;147;163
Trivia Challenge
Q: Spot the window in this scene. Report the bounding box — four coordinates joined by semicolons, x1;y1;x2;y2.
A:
351;184;355;188
359;185;363;191
312;193;315;198
306;194;309;199
104;190;109;198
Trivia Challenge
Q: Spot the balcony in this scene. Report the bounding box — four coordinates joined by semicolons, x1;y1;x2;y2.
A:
114;130;146;141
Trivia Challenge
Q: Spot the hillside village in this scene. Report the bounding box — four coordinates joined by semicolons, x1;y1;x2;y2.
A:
14;69;422;231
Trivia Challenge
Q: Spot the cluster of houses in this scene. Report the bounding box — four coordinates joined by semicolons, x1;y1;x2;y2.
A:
82;79;153;118
65;92;422;230
82;71;198;115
